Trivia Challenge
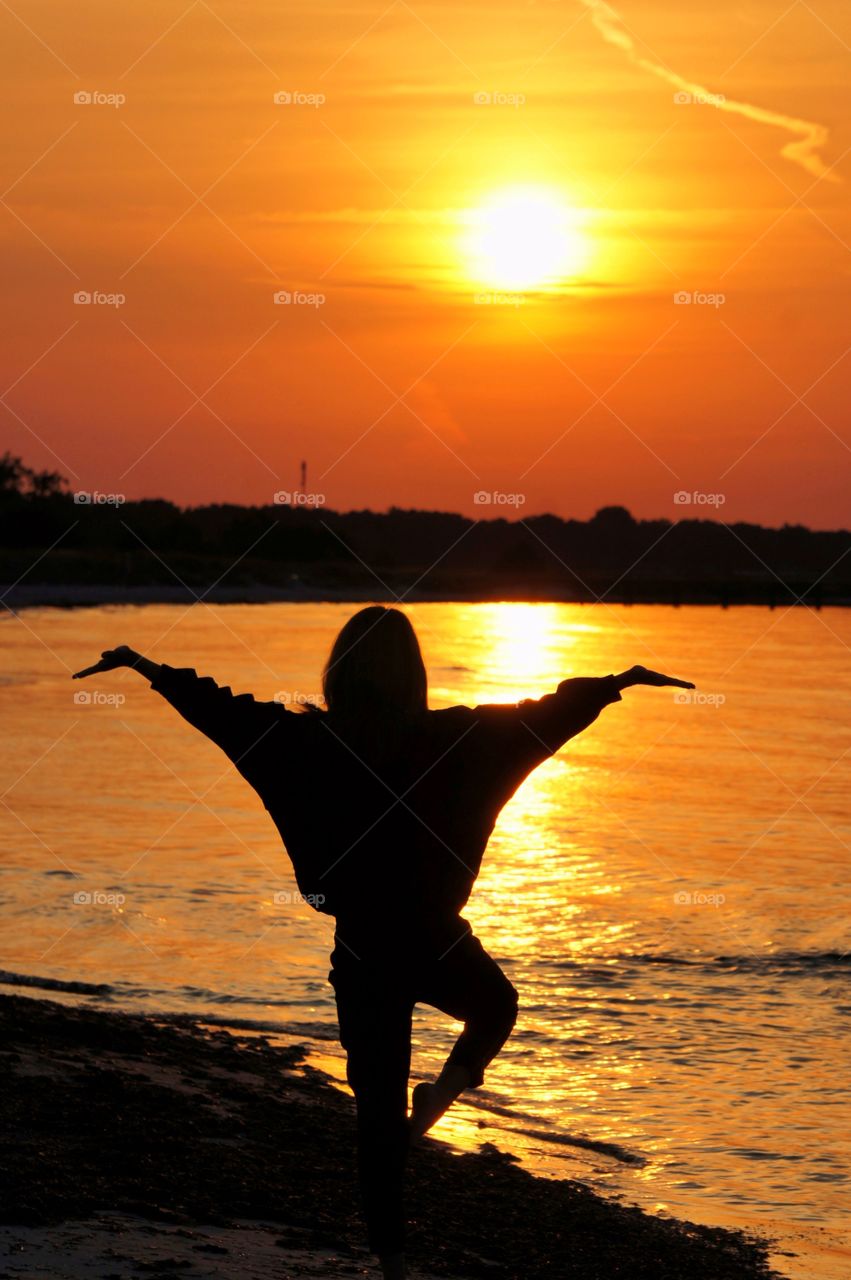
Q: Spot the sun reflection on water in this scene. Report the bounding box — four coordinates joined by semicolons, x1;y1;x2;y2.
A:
472;602;582;698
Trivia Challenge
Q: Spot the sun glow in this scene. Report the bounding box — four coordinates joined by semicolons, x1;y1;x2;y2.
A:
462;186;590;291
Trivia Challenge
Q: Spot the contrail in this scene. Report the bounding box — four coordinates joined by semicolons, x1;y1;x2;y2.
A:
580;0;838;182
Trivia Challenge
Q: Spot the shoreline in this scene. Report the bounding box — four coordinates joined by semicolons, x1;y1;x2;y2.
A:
1;583;849;610
0;993;785;1279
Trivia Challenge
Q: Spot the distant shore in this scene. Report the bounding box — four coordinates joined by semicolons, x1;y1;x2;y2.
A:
3;484;850;612
2;582;849;610
0;993;783;1279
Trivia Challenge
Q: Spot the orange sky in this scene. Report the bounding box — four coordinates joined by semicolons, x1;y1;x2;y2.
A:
1;0;849;527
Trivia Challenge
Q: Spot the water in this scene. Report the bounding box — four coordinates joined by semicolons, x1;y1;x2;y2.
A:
2;602;849;1276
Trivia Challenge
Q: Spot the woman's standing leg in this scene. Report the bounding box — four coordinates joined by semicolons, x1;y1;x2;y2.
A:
329;959;414;1273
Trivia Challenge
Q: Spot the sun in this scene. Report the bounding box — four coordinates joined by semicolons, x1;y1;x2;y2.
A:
462;186;590;292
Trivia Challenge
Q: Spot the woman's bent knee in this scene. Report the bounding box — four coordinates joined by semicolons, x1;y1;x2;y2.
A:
495;979;519;1035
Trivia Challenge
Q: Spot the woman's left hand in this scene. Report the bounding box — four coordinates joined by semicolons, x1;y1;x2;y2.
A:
72;645;138;679
615;665;695;691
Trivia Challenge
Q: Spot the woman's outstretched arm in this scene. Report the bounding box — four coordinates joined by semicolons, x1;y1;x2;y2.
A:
72;646;286;776
474;664;696;785
522;664;694;748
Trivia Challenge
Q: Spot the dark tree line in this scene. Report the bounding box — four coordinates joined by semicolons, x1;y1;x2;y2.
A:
1;453;849;604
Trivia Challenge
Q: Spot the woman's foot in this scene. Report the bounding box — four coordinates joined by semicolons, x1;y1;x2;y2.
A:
409;1064;471;1141
409;1081;438;1140
379;1251;407;1279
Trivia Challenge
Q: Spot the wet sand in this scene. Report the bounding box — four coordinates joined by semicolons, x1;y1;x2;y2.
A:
0;993;784;1279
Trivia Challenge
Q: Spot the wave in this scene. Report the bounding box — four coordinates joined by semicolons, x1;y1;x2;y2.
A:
461;1094;646;1166
512;1127;646;1166
155;1011;341;1040
0;969;114;996
553;950;851;977
6;947;846;1013
0;969;341;1042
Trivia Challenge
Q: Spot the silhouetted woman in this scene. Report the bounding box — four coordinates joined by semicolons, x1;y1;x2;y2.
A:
74;606;693;1280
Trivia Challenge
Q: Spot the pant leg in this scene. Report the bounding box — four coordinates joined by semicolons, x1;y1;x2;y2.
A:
416;931;518;1088
329;960;413;1256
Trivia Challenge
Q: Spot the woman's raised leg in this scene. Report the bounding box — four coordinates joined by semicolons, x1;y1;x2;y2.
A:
411;932;518;1139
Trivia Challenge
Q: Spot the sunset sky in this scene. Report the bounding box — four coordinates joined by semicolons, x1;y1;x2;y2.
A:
1;0;849;527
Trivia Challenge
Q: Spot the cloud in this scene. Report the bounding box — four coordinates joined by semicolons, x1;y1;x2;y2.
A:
403;378;469;447
580;0;839;182
258;208;461;226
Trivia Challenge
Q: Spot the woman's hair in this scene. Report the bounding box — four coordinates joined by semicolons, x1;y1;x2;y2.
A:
319;605;428;720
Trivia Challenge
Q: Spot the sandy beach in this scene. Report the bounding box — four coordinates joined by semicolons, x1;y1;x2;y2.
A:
0;993;784;1279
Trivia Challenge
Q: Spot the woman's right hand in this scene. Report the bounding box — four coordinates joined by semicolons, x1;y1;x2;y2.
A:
614;665;695;692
